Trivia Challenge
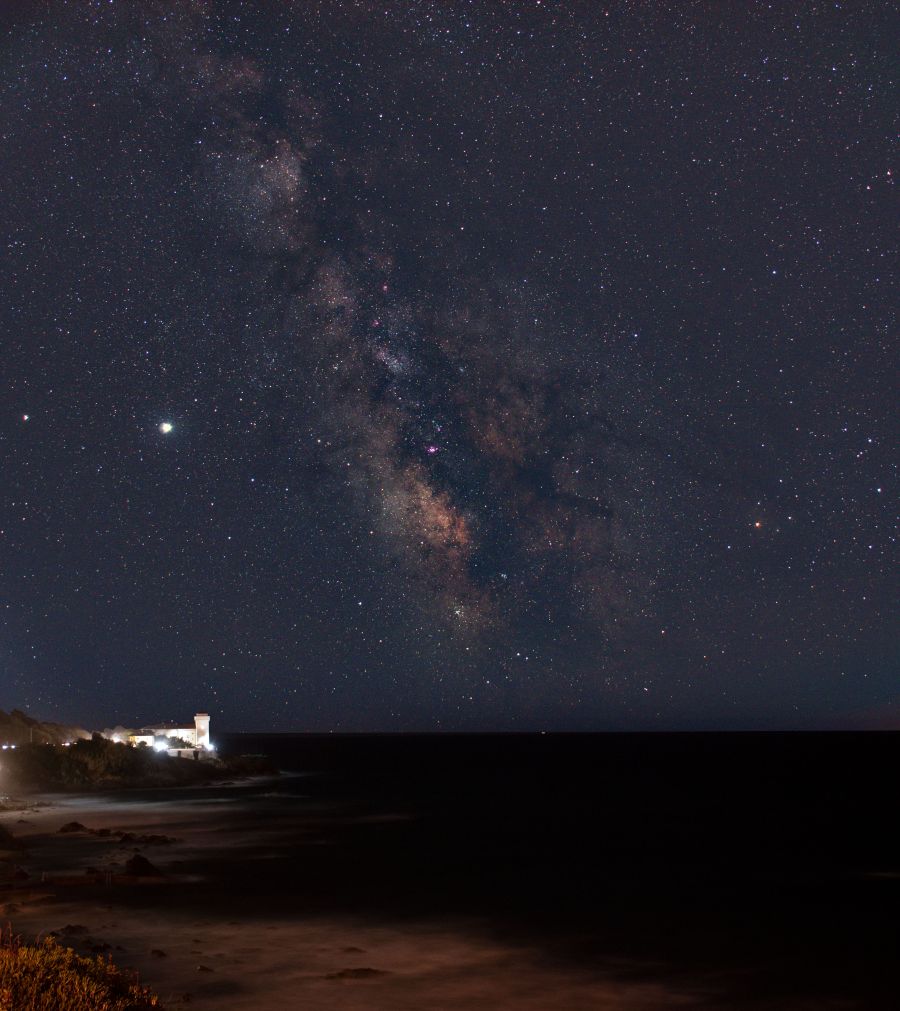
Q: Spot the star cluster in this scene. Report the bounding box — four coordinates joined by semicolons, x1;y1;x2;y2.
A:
0;2;894;730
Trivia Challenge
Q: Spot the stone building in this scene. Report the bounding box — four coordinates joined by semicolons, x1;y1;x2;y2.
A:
108;713;212;756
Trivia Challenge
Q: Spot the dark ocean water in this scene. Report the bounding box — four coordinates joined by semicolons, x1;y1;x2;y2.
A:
208;732;898;1007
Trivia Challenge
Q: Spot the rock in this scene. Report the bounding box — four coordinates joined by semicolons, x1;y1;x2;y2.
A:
151;949;167;958
58;821;87;833
60;924;89;935
326;967;388;980
197;965;214;973
123;853;161;877
142;833;176;845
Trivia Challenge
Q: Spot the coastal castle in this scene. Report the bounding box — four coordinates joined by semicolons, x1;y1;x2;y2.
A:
105;713;212;757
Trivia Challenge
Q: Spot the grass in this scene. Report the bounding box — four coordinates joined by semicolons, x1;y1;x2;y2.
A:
0;932;161;1010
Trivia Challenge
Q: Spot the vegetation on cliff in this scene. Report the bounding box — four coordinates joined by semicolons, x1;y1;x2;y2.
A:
2;736;220;791
0;933;160;1010
2;735;276;791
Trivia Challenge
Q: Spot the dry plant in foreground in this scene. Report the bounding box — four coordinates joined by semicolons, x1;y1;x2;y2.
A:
0;930;161;1010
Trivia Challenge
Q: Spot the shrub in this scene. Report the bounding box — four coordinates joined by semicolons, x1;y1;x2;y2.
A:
0;933;160;1010
5;736;220;789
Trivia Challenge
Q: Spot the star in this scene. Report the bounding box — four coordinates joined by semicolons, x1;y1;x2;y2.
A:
158;422;174;434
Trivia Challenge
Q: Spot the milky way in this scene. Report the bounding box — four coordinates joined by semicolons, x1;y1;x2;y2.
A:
173;32;663;649
1;2;894;730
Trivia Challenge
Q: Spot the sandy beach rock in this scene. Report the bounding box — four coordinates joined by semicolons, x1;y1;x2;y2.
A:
57;821;87;834
123;853;162;877
325;967;388;980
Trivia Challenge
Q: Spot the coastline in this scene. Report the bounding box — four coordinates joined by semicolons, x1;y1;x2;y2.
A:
2;730;895;1010
0;781;703;1011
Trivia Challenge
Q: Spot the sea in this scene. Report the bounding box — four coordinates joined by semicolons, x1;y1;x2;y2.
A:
205;731;899;1008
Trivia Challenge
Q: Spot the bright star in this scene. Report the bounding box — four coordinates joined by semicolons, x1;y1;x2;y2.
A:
159;422;173;434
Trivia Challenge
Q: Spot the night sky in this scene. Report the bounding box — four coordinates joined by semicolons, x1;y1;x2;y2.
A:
1;2;895;732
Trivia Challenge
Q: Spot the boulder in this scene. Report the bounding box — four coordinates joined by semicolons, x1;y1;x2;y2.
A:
123;853;162;877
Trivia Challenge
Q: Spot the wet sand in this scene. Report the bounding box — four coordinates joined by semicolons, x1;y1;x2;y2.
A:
1;786;705;1010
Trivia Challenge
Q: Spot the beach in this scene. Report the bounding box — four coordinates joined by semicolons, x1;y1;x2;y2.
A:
0;783;705;1010
1;733;896;1009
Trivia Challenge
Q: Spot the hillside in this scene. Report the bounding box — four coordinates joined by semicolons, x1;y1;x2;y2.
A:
0;709;90;747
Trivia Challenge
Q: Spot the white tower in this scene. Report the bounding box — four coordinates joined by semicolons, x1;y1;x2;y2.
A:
194;713;211;749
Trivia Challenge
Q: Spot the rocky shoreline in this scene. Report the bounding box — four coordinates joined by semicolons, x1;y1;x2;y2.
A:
0;782;703;1011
